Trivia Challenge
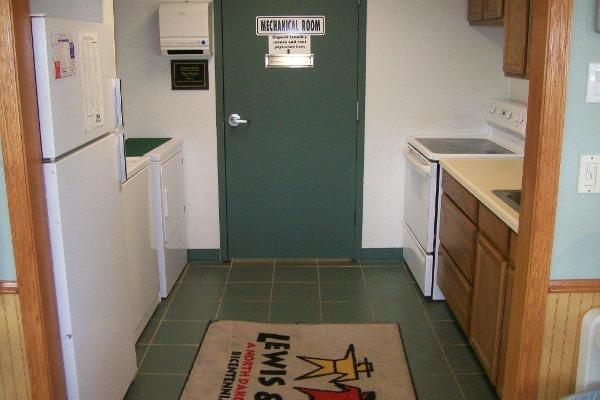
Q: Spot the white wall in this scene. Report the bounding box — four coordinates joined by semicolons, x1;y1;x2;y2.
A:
114;0;512;251
114;0;221;249
362;0;509;248
29;0;113;23
508;78;530;103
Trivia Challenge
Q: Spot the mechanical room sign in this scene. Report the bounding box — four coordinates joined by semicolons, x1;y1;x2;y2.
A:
256;16;325;68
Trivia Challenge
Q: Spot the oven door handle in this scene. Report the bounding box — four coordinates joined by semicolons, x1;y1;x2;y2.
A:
404;148;431;175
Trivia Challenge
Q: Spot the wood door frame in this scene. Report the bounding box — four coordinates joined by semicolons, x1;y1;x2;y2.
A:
0;0;574;398
0;0;66;398
214;0;368;261
502;0;573;398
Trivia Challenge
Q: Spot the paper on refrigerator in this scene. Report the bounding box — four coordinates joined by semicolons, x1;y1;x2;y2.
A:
80;32;104;131
51;33;76;79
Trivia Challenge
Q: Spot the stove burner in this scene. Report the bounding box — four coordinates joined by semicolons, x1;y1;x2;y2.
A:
415;138;514;155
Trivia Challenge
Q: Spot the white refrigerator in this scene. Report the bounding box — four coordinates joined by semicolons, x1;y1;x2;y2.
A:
32;17;136;400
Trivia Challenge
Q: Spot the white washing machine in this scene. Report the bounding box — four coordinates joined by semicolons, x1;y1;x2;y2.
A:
123;156;159;338
146;138;187;298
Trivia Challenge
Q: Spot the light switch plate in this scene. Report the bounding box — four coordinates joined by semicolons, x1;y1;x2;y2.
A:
597;0;600;32
578;155;600;193
586;63;600;103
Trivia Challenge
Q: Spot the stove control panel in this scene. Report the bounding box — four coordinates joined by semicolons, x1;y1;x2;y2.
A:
485;99;527;137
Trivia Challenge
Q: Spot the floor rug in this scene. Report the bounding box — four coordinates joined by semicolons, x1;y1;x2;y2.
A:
181;321;415;400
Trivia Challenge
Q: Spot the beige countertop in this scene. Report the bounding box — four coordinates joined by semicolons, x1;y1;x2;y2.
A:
439;157;523;233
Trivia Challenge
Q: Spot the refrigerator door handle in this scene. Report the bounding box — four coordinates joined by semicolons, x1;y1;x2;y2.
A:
117;131;127;183
115;79;124;128
163;189;169;219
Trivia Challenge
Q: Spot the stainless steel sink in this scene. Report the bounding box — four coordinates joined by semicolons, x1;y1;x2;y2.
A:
492;189;521;212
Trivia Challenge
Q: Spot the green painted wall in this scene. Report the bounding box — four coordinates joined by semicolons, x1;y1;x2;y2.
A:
551;0;600;279
0;141;16;281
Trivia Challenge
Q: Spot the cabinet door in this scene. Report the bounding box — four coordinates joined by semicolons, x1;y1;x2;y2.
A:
470;234;508;384
484;0;505;19
468;0;484;21
503;0;530;76
497;267;514;396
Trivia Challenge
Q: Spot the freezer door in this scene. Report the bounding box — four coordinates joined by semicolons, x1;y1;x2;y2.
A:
44;134;136;400
32;17;118;159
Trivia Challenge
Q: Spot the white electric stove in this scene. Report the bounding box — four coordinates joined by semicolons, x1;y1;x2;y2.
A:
404;99;527;300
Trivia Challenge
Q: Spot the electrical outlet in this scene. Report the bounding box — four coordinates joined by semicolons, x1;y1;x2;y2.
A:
578;155;600;193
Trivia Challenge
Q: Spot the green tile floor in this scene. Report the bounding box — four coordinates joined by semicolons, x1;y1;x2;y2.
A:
125;260;498;400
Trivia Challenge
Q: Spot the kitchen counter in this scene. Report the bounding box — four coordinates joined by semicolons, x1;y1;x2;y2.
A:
125;138;172;157
440;157;523;232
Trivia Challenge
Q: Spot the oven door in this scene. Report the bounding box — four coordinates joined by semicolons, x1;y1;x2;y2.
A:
403;146;438;253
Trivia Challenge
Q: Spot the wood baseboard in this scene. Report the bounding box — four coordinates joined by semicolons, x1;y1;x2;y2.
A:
548;279;600;293
0;281;18;294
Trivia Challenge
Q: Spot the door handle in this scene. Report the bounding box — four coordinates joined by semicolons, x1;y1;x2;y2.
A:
228;113;249;127
403;148;431;175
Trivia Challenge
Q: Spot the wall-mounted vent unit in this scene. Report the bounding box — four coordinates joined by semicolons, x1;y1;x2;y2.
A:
159;2;212;58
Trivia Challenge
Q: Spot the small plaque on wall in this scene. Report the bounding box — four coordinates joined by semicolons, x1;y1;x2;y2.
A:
171;60;209;90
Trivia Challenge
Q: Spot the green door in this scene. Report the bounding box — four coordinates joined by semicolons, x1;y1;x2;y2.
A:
222;0;360;258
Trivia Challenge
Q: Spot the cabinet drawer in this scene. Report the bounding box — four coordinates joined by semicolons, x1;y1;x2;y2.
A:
442;171;479;223
440;194;477;283
438;245;472;333
479;205;511;258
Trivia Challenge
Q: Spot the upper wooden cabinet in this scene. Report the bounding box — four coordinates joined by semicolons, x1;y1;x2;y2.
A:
468;0;503;24
467;0;532;79
503;0;531;77
468;0;484;22
484;0;505;19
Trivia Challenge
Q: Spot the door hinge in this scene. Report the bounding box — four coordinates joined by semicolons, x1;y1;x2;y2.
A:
358;0;361;5
356;101;360;122
353;211;357;226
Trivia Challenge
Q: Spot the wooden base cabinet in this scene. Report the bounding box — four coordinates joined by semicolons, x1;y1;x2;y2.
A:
439;168;518;395
469;234;509;385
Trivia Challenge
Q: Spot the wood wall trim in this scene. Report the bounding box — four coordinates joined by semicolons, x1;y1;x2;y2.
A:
0;0;66;398
501;0;573;399
0;294;32;400
537;292;600;399
549;280;600;293
0;281;18;294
